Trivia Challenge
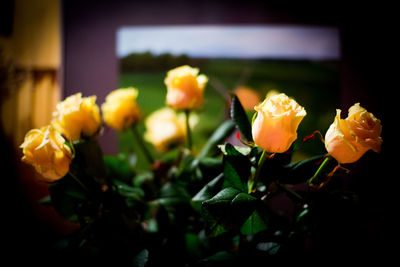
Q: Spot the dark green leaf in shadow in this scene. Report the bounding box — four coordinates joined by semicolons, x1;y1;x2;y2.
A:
49;173;90;220
198;157;223;181
240;208;269;235
223;143;251;192
230;94;253;142
155;182;191;207
104;155;135;183
191;173;224;212
198;120;236;158
279;154;325;184
39;195;52;205
113;180;144;200
202;187;258;236
72;138;106;183
201;251;237;264
133;249;149;267
198;157;222;171
185;233;203;258
175;152;199;182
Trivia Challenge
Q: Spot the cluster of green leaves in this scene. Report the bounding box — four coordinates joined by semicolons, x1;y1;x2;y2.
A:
45;95;355;266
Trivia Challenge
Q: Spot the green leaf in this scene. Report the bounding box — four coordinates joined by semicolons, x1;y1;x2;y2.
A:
223;143;251;192
197;120;236;158
230;94;253;142
198;157;222;170
185;233;202;258
133;171;154;187
155;182;191;207
113;180;144;200
218;144;252;156
152;182;192;226
175;152;198;181
201;251;237;264
197;157;223;181
49;173;91;219
133;249;149;267
39;195;52;205
191;173;224;212
280;155;325;184
202;187;258;235
104;155;135;183
240;209;268;235
257;151;296;185
48;139;105;220
72;138;106;183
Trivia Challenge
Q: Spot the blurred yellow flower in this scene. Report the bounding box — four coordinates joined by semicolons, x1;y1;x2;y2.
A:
164;65;208;110
101;88;141;131
233;86;261;111
325;103;382;163
144;107;198;152
20;125;72;182
52;93;101;141
252;93;306;153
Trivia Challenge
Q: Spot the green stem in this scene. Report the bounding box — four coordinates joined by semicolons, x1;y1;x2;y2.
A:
274;180;303;201
131;125;154;164
185;109;192;150
249;150;268;193
69;171;89;193
308;156;331;186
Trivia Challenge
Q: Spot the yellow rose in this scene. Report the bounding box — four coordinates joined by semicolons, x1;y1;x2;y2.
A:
325;103;382;164
164;65;208;110
101;88;141;131
252;93;306;153
52;93;101;141
144;107;197;152
20;125;72;182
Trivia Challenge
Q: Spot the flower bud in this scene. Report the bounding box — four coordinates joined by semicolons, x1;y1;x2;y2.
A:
165;65;208;110
144;107;194;152
101;88;141;131
252;93;306;153
52;93;101;141
20;125;72;182
325;103;382;163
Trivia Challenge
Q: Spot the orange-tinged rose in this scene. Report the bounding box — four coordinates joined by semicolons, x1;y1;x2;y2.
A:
52;93;101;141
20;125;72;182
165;65;208;110
101;88;141;131
252;93;306;153
233;86;261;111
325;103;382;163
144;107;198;152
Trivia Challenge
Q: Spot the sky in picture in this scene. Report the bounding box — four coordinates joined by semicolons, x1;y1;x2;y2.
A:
117;25;340;60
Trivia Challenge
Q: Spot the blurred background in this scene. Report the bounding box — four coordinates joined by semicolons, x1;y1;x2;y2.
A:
116;25;340;169
0;0;394;264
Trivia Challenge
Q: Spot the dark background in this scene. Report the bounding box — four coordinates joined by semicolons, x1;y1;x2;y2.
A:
2;0;396;265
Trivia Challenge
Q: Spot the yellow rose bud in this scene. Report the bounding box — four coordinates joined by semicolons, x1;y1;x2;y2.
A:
144;107;192;152
52;93;101;141
325;103;382;164
252;93;306;153
20;125;72;182
164;65;208;110
101;88;141;131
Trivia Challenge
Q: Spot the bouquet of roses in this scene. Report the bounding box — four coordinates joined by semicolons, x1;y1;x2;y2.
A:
20;65;382;266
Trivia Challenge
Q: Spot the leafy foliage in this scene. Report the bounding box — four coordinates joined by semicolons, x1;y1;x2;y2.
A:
43;94;373;265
